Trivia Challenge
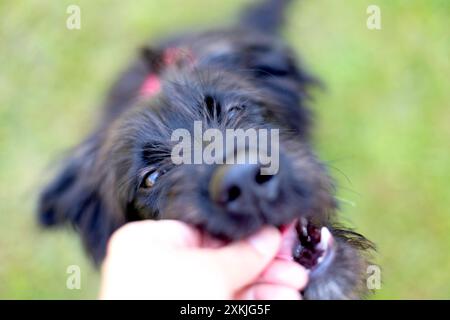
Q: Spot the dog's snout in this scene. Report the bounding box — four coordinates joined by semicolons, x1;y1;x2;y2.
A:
209;163;280;217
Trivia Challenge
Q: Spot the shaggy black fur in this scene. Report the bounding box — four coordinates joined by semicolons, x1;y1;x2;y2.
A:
38;0;374;299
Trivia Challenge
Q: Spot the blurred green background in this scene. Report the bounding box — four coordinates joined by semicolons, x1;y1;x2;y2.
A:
0;0;449;299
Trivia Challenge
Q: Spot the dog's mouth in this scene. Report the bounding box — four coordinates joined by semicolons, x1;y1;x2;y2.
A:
278;218;335;273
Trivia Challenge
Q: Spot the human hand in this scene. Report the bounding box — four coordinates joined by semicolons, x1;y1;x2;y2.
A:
99;220;308;299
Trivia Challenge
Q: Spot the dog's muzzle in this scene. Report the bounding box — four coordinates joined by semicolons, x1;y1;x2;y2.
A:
209;162;280;220
207;153;335;274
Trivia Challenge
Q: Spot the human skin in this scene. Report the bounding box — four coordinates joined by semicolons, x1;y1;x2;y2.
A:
99;220;308;300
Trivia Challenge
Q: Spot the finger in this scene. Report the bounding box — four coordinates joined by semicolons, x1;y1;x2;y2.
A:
237;283;302;300
149;220;202;247
210;227;281;290
109;220;202;251
258;259;309;290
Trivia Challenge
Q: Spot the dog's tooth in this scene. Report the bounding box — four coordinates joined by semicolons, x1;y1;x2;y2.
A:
316;227;333;251
300;217;308;236
317;256;324;265
300;217;308;227
302;226;308;237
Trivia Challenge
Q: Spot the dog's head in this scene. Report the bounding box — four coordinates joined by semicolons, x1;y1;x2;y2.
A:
39;41;372;299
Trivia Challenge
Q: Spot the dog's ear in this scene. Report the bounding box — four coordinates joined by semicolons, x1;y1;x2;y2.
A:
140;45;194;73
140;46;165;73
38;135;123;264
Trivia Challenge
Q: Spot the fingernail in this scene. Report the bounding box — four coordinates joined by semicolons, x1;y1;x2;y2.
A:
247;227;280;256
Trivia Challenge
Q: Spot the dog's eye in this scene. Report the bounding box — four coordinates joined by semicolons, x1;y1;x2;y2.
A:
141;169;166;189
142;171;159;188
228;105;244;118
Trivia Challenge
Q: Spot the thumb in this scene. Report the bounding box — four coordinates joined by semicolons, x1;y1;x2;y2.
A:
211;227;281;291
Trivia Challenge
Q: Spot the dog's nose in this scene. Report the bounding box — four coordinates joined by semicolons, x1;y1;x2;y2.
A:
209;164;280;216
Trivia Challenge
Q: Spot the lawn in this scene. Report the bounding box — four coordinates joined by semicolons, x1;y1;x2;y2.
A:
0;0;449;299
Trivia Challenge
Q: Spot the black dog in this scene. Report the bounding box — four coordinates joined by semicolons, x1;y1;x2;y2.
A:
39;0;374;299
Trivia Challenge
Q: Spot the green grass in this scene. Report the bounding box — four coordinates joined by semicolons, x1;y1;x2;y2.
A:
0;0;449;299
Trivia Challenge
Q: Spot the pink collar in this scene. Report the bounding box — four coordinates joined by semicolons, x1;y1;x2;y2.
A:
139;47;195;98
